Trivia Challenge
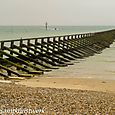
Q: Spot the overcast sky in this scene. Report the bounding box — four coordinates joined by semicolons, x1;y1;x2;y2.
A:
0;0;115;26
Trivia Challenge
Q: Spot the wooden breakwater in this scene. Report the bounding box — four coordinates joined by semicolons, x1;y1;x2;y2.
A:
0;29;115;79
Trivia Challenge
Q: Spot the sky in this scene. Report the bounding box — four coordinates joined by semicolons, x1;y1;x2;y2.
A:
0;0;115;26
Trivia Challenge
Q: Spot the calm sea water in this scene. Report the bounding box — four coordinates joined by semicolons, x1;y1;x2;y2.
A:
44;43;115;80
0;26;115;40
0;26;115;80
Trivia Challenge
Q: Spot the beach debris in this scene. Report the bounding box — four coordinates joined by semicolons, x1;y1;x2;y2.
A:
102;81;106;83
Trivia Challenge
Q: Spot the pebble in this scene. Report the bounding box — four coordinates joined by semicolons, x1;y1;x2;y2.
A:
0;83;114;114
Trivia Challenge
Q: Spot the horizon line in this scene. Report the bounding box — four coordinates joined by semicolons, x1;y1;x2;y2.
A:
0;25;114;26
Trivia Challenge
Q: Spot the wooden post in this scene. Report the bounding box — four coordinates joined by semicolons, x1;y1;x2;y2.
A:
10;41;14;55
41;38;44;53
0;41;4;58
7;70;11;76
71;35;74;40
65;36;68;50
58;37;61;52
67;36;70;49
27;39;30;51
19;38;23;53
63;36;66;49
75;35;77;39
52;37;56;51
34;39;38;55
47;37;50;52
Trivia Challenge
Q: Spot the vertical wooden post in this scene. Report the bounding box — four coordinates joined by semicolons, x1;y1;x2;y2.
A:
10;41;14;55
0;41;4;58
71;35;74;40
19;38;23;54
58;37;61;51
7;70;11;76
67;35;72;48
65;36;68;50
75;35;77;39
47;37;50;52
41;38;44;53
72;35;76;47
67;35;71;49
27;39;30;51
63;36;66;49
27;39;30;56
77;35;79;39
75;35;78;47
78;35;82;47
1;41;4;50
34;39;38;55
70;35;74;48
40;38;44;64
53;37;56;51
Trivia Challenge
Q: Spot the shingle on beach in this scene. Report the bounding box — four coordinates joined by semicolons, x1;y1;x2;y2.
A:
0;83;115;114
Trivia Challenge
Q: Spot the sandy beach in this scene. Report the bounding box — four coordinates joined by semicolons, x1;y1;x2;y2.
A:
17;77;115;93
0;0;115;114
0;76;115;114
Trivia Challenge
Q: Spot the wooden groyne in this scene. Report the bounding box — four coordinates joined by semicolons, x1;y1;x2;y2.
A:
0;29;115;79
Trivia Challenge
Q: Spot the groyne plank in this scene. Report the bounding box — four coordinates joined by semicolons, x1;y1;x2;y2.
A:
0;29;115;78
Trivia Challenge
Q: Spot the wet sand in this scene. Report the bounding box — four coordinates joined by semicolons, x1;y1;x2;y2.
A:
17;77;115;93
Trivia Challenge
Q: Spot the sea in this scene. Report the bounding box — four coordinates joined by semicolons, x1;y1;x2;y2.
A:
0;26;115;80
